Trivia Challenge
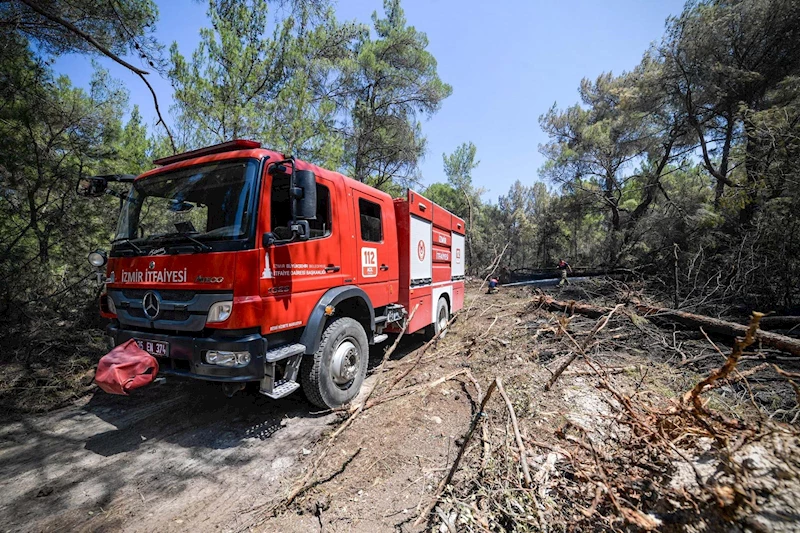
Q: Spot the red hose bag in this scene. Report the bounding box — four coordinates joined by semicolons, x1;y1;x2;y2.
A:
95;339;159;395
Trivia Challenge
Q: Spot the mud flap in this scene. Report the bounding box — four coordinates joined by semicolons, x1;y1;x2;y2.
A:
95;339;159;395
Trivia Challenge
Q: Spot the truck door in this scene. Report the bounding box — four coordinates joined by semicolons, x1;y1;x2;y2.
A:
260;172;345;300
352;190;393;294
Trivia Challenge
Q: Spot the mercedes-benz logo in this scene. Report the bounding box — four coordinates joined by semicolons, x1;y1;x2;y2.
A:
149;261;156;269
142;291;160;320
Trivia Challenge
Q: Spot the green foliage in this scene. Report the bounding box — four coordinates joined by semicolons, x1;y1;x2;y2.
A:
2;0;161;61
3;0;799;329
168;0;451;189
531;0;800;307
0;37;132;311
423;182;465;216
440;142;483;270
168;0;363;166
443;142;479;193
345;0;452;189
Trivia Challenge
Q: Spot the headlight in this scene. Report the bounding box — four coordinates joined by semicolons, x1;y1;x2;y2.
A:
205;350;251;367
207;301;233;323
88;249;107;267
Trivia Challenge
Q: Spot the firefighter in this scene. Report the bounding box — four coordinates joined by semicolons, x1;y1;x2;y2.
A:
487;277;499;294
557;259;573;286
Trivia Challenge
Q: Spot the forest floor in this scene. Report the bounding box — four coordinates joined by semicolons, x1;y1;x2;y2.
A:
1;280;799;532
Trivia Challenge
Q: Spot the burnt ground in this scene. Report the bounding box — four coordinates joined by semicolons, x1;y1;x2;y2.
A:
2;280;800;532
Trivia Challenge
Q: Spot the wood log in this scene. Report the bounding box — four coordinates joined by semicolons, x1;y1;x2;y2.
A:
534;294;611;319
635;304;800;357
532;295;800;357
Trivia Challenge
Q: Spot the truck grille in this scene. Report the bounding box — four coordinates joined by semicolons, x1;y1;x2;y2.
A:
122;289;196;301
128;308;191;321
109;289;232;332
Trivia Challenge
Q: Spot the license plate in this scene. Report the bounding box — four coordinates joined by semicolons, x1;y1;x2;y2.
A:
134;339;169;357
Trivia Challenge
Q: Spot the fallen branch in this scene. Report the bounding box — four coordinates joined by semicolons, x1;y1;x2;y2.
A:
414;378;499;527
562;366;637;378
362;302;421;406
534;294;611;319
637;304;800;357
684;312;764;412
366;369;467;410
497;379;532;487
534;294;800;357
544;304;624;391
524;437;573;461
286;448;362;506
382;315;457;394
464;242;511;318
773;365;800;406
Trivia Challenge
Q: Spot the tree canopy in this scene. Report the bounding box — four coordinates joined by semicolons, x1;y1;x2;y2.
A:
2;0;800;323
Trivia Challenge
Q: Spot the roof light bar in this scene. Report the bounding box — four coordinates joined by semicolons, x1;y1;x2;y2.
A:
153;139;262;166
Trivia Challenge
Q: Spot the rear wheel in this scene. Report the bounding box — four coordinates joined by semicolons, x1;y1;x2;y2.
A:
425;297;450;340
301;317;369;409
434;297;450;338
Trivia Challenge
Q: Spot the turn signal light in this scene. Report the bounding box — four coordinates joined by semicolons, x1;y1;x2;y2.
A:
207;301;233;323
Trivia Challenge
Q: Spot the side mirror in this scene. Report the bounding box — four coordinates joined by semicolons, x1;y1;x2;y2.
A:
262;232;276;247
293;170;317;220
76;176;108;197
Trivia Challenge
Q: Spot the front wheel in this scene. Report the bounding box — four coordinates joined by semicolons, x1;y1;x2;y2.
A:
301;317;369;409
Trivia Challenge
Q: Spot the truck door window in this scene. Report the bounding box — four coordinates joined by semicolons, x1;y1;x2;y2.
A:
358;198;383;242
270;173;331;241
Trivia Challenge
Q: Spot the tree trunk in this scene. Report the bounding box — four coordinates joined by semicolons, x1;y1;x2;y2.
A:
532;295;800;357
636;304;800;357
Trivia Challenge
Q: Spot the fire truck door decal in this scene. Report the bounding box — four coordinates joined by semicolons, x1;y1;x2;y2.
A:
451;233;465;278
410;215;432;284
362;247;378;277
261;251;273;279
262;250;329;278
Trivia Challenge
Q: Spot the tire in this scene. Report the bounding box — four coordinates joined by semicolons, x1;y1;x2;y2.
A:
301;317;369;409
434;297;450;338
424;297;450;340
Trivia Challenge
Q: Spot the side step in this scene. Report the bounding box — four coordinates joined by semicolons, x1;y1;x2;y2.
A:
260;344;304;399
265;342;305;362
373;333;388;344
260;380;300;399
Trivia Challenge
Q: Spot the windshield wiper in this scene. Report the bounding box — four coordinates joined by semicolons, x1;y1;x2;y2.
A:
112;237;145;255
148;232;212;252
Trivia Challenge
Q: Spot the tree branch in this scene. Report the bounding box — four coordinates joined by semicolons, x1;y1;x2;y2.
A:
18;0;149;76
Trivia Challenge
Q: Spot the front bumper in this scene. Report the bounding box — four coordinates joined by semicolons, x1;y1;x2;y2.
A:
106;323;267;382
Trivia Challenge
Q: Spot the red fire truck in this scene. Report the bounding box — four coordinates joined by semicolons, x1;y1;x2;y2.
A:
80;140;466;408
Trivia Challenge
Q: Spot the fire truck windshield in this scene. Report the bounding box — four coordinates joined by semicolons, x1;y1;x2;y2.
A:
113;159;260;253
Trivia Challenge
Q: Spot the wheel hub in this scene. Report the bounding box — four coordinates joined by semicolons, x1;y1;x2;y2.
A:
331;340;359;386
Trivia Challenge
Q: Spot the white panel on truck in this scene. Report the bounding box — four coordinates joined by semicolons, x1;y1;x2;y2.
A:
451;233;465;278
410;215;432;284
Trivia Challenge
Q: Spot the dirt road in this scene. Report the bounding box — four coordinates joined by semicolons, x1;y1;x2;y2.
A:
3;283;799;532
0;375;346;532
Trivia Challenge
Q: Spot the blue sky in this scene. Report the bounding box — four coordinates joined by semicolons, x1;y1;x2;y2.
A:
53;0;686;201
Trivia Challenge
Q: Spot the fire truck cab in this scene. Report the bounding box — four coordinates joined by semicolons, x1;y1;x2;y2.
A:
80;140;465;408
